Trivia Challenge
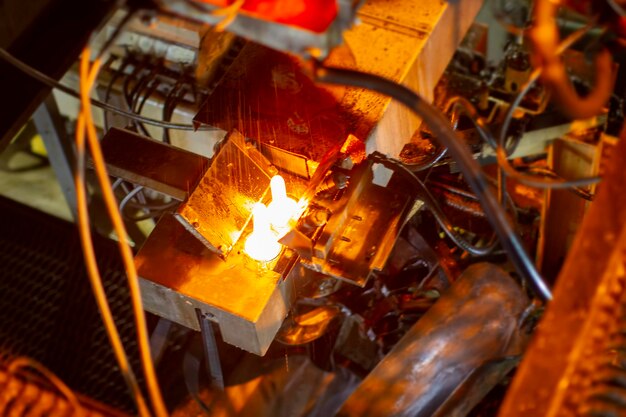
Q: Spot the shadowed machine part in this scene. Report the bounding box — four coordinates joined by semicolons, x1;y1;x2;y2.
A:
337;263;530;417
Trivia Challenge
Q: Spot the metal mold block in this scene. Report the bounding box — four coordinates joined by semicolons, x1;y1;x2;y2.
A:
174;130;274;256
136;215;298;356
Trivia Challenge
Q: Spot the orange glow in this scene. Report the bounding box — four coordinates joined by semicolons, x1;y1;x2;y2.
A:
196;0;338;33
244;203;282;262
267;175;298;235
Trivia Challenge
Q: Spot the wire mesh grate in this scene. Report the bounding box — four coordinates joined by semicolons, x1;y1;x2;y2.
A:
0;195;144;413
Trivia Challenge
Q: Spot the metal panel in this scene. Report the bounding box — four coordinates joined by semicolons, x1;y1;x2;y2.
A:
536;137;597;281
99;127;209;201
307;160;415;287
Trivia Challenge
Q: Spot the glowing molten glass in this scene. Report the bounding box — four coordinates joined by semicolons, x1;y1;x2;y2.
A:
244;203;282;262
267;175;298;234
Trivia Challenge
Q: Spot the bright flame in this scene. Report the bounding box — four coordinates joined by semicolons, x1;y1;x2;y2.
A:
267;175;298;234
244;203;282;262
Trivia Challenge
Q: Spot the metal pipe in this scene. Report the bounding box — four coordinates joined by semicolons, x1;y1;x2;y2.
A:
336;263;529;417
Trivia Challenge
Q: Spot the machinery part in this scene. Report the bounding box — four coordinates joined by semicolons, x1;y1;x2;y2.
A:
197;311;224;390
100;127;209;201
159;0;365;58
313;64;552;302
337;262;529;417
304;158;417;287
32;96;78;219
530;0;616;120
330;0;483;157
136;214;299;356
498;131;626;417
174;130;274;256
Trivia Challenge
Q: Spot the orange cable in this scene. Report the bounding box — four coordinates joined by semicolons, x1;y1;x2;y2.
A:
76;51;151;417
8;357;84;416
79;47;168;417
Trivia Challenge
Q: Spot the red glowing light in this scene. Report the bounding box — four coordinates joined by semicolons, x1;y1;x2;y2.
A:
196;0;338;33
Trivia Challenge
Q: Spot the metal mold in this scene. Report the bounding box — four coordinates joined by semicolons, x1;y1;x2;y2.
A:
174;130;274;256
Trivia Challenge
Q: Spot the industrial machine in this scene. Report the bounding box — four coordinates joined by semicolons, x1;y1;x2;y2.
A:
2;0;626;416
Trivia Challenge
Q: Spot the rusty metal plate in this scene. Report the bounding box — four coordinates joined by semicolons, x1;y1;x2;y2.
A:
498;132;626;417
193;42;352;176
174;130;274;256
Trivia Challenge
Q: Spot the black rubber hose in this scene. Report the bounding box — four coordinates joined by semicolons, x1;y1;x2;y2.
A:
314;65;552;302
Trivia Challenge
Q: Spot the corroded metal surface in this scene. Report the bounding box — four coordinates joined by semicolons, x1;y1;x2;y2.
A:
498;132;626;417
337;263;529;417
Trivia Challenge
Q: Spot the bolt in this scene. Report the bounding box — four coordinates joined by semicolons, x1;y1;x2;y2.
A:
308;209;329;227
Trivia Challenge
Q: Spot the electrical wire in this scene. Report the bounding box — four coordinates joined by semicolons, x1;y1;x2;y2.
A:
0;47;217;132
405;96;495;172
118;185;177;222
8;357;85;415
372;152;497;256
134;77;162;138
314;64;552;302
490;25;607;189
137;79;161;117
78;48;168;417
433;27;602;190
496;146;600;189
163;79;186;144
607;0;626;17
74;55;151;417
499;24;594;155
447;96;498;149
103;58;129;133
531;0;616;120
518;166;595;201
132;69;158;137
119;185;146;214
123;60;147;131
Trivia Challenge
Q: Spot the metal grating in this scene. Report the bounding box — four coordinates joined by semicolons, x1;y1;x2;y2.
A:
0;195;143;413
